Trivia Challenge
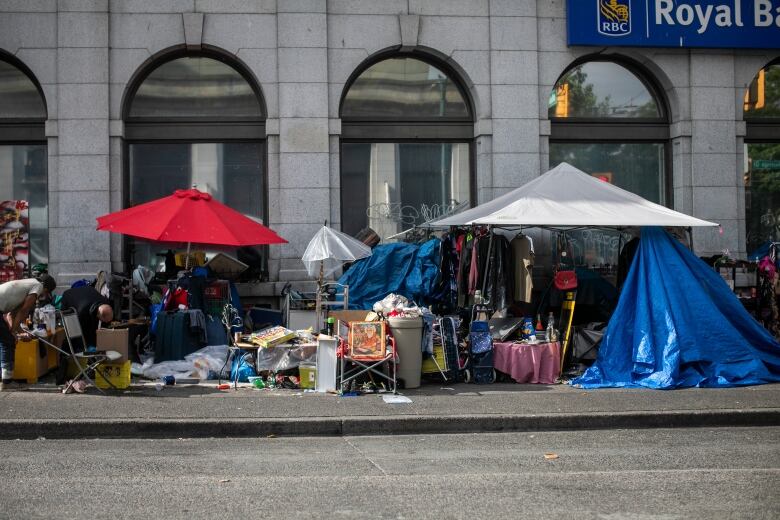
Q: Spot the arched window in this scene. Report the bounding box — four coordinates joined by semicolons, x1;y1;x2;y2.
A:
743;58;780;254
0;54;48;271
124;52;266;272
548;59;669;205
340;54;474;239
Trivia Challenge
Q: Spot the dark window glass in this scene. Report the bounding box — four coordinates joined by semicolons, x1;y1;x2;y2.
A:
0;60;45;119
549;142;666;204
341;142;470;238
549;61;661;119
744;143;780;253
128;56;262;119
0;144;48;265
342;57;469;119
128;142;264;269
744;63;780;119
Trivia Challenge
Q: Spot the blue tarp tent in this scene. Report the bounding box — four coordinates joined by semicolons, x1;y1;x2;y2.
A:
337;239;440;310
573;227;780;389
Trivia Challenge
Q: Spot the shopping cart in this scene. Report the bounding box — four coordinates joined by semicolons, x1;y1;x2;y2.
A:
421;316;461;383
464;303;496;384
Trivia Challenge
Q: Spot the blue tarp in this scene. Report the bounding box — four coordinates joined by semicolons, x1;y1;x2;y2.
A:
337;239;440;310
573;227;780;389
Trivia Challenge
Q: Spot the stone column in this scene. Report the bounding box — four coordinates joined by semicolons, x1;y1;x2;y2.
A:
276;1;330;282
489;0;542;200
51;1;111;285
689;52;741;257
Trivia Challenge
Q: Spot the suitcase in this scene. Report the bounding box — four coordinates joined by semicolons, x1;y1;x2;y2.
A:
154;311;203;362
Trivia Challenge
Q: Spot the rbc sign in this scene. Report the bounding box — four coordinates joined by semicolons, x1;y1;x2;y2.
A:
568;0;780;49
598;0;632;36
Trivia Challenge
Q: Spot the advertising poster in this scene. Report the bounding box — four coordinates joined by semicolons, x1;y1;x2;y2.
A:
0;200;29;282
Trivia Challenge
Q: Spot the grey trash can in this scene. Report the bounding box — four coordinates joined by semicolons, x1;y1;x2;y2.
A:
388;316;423;389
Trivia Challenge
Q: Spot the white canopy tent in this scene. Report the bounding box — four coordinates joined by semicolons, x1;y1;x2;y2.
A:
433;162;718;228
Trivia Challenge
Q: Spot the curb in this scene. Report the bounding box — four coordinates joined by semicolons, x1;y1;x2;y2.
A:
1;409;778;439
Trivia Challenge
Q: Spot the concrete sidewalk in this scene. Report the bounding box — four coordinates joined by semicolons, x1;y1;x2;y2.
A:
1;382;778;439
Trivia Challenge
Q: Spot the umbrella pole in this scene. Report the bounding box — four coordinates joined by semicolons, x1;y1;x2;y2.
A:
185;241;191;271
316;259;324;331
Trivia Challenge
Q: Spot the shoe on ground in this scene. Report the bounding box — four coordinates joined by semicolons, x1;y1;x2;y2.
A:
0;380;26;392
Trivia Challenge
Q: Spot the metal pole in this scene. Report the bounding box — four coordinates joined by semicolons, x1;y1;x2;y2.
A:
687;227;694;252
185;241;191;271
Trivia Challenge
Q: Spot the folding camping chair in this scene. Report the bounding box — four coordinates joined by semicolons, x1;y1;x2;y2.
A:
37;309;122;394
338;321;397;394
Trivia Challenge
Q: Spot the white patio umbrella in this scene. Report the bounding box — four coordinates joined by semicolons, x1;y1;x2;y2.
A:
301;226;373;281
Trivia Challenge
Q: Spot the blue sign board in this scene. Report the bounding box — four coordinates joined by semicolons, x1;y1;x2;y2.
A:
567;0;780;49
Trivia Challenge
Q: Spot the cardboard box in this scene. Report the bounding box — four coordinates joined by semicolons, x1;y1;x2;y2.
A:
96;328;129;362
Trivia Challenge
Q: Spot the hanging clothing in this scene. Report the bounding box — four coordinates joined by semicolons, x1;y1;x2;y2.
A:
510;234;534;303
468;236;480;295
455;233;466;286
431;235;458;314
477;234;512;313
457;234;474;307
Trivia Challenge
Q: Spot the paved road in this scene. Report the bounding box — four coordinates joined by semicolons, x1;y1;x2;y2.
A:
1;427;778;519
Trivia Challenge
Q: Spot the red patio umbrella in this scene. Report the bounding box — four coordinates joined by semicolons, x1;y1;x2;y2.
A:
97;188;286;267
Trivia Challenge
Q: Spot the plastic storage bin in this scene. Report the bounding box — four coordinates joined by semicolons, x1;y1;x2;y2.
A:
387;317;423;389
14;338;48;383
94;360;132;389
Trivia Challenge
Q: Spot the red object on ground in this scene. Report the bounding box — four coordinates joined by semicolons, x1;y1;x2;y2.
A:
96;188;286;246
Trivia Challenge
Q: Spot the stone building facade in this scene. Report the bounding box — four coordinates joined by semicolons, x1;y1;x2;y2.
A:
0;0;778;294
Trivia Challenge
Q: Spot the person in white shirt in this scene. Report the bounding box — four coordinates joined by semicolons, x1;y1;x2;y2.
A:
0;274;56;391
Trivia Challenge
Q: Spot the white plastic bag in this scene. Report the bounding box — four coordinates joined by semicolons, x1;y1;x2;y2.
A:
139;345;230;381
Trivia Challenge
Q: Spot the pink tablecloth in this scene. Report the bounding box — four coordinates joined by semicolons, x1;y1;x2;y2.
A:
493;341;561;384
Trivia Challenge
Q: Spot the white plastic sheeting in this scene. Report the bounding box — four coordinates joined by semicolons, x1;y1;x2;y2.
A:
301;225;373;278
432;162;718;228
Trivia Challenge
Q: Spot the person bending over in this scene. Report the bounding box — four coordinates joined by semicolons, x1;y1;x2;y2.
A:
0;275;57;391
56;285;114;385
60;285;113;351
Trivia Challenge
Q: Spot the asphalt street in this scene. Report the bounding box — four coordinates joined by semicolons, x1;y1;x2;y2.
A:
0;427;777;519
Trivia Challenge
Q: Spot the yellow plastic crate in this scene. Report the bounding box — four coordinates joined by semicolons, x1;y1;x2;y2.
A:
422;343;448;375
93;360;132;390
14;338;48;384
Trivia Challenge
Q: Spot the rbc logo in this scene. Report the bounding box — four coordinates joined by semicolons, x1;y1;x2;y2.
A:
597;0;631;36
